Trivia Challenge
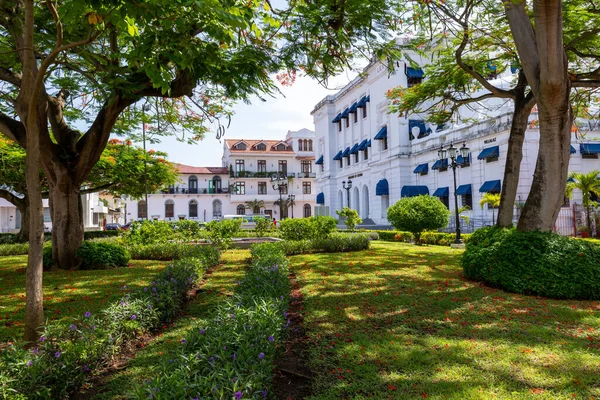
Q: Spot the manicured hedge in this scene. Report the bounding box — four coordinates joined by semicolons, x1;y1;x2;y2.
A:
0;242;29;256
462;227;600;300
83;230;121;240
275;233;372;255
127;242;221;267
133;242;290;399
0;256;210;399
42;242;131;270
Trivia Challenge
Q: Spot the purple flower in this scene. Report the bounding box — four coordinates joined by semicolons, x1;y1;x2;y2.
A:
32;348;39;355
199;328;205;335
258;352;264;360
268;335;274;342
233;353;237;360
69;324;76;331
84;311;91;318
234;391;243;400
39;336;46;342
261;389;268;398
83;365;90;372
147;304;152;310
283;312;288;317
181;339;187;344
54;351;61;358
152;287;157;292
223;346;227;350
209;356;215;364
131;315;137;320
26;360;33;367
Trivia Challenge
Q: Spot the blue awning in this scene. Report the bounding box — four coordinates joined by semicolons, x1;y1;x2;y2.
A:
456;154;471;165
357;95;369;107
374;126;388;140
401;185;429;197
316;192;325;205
580;143;600;155
510;64;519;74
367;140;372;147
350;143;359;154
567;177;575;183
479;180;502;193
406;67;424;78
331;113;342;123
487;61;497;72
477;146;500;160
436;123;446;132
358;139;368;151
376;179;389;196
349;102;359;113
315;155;324;165
431;159;448;170
342;147;350;157
570;145;576;154
433;187;449;197
408;120;427;138
456;184;472;195
333;151;343;161
413;163;428;174
340;108;350;119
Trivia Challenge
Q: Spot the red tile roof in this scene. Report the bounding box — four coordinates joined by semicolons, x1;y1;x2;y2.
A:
174;164;229;175
225;139;294;153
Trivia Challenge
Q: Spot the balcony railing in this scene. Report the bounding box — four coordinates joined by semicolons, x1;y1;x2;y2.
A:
158;187;229;195
231;171;286;178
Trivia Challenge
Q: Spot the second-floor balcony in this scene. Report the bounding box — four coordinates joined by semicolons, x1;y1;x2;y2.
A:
158;187;229;195
230;170;316;179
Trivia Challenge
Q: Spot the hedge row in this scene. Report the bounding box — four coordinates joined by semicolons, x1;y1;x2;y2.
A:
132;242;290;399
0;256;212;399
462;227;600;300
277;232;372;255
358;229;472;246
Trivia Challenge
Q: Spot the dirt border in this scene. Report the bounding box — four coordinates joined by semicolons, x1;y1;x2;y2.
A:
273;271;313;400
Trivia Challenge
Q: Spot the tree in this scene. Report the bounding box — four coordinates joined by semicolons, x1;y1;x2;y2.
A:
336;207;362;231
479;193;501;226
565;170;600;233
388;0;600;232
274;197;295;218
245;199;265;214
387;196;450;243
0;138;178;243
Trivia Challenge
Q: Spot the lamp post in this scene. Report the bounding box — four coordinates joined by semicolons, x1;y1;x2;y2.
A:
438;142;470;244
141;104;151;220
342;179;352;208
288;194;295;218
271;174;287;219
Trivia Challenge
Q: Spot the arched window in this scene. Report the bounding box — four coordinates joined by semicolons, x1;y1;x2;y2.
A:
138;200;147;219
212;199;222;218
308;139;313;151
213;176;222;193
188;176;198;193
189;200;198;218
303;204;312;218
236;204;246;215
298;139;303;151
165;199;175;218
255;143;266;151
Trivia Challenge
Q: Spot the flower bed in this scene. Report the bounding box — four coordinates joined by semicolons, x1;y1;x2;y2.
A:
0;255;215;399
133;242;290;399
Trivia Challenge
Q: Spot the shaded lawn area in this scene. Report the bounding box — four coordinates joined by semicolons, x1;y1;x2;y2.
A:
0;255;169;341
291;242;600;400
89;249;251;399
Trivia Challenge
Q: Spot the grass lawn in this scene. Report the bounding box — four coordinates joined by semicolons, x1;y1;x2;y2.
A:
89;249;251;399
0;255;169;341
291;241;600;400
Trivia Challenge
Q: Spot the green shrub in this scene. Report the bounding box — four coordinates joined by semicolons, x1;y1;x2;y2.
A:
336;207;362;231
387;195;450;242
187;245;221;268
170;220;204;242
462;227;600;299
83;230;120;240
75;241;131;270
278;218;314;240
205;219;242;249
394;231;415;242
123;220;174;245
310;215;338;239
253;216;271;237
280;239;313;255
377;230;399;241
0;242;29;256
313;233;371;253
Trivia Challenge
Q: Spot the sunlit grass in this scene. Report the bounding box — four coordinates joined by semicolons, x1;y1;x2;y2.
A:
0;256;169;341
291;242;600;399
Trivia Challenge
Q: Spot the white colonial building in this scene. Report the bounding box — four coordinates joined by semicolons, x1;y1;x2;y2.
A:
312;58;600;231
124;129;317;222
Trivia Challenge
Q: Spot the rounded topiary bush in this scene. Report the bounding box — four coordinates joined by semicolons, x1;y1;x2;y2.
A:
386;195;450;242
462;227;600;299
76;241;130;270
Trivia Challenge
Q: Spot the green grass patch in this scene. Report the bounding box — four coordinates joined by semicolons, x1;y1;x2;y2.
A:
0;256;168;341
291;241;600;399
89;249;251;399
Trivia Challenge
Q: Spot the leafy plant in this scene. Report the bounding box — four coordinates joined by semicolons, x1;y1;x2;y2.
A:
336;207;362;231
123;221;174;246
479;193;501;225
75;242;131;270
253;217;271;237
311;216;338;239
245;199;265;214
205;219;242;250
566;170;600;233
279;218;314;240
387;196;450;243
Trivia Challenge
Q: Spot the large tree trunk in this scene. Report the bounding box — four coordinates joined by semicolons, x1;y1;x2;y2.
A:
16;198;29;242
496;96;535;228
49;174;83;270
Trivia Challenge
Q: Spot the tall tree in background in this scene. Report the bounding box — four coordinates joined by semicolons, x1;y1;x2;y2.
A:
0;138;178;243
565;170;600;233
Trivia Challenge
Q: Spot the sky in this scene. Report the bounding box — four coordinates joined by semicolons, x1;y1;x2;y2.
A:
139;71;359;168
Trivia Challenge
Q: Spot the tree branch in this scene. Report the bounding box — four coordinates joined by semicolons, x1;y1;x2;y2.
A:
0;67;21;87
80;182;116;195
572;80;600;88
0;188;25;209
0;112;26;145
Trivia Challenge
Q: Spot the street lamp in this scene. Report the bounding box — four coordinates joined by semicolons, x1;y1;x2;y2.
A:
271;174;288;219
288;194;295;218
342;179;352;208
438;142;470;244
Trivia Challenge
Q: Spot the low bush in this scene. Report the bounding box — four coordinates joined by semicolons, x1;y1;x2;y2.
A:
0;257;207;399
377;230;399;241
127;242;221;266
0;242;29;256
311;216;338;239
394;231;415;243
279;218;314;241
336;207;362;231
83;230;121;240
75;241;130;270
462;227;600;299
133;243;290;399
387;196;450;242
313;233;371;253
205;219;242;249
123;220;175;245
253;216;271;237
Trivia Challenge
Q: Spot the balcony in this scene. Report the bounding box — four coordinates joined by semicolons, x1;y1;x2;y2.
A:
295;172;316;179
230;171;286;179
158;187;229;195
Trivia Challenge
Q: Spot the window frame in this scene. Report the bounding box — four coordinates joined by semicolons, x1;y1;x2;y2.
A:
303;182;312;194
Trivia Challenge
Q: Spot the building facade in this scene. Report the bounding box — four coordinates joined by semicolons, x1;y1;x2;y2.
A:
312;59;600;230
124;129;317;222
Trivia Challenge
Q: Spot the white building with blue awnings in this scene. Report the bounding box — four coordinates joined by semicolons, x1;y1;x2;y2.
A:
311;52;600;229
